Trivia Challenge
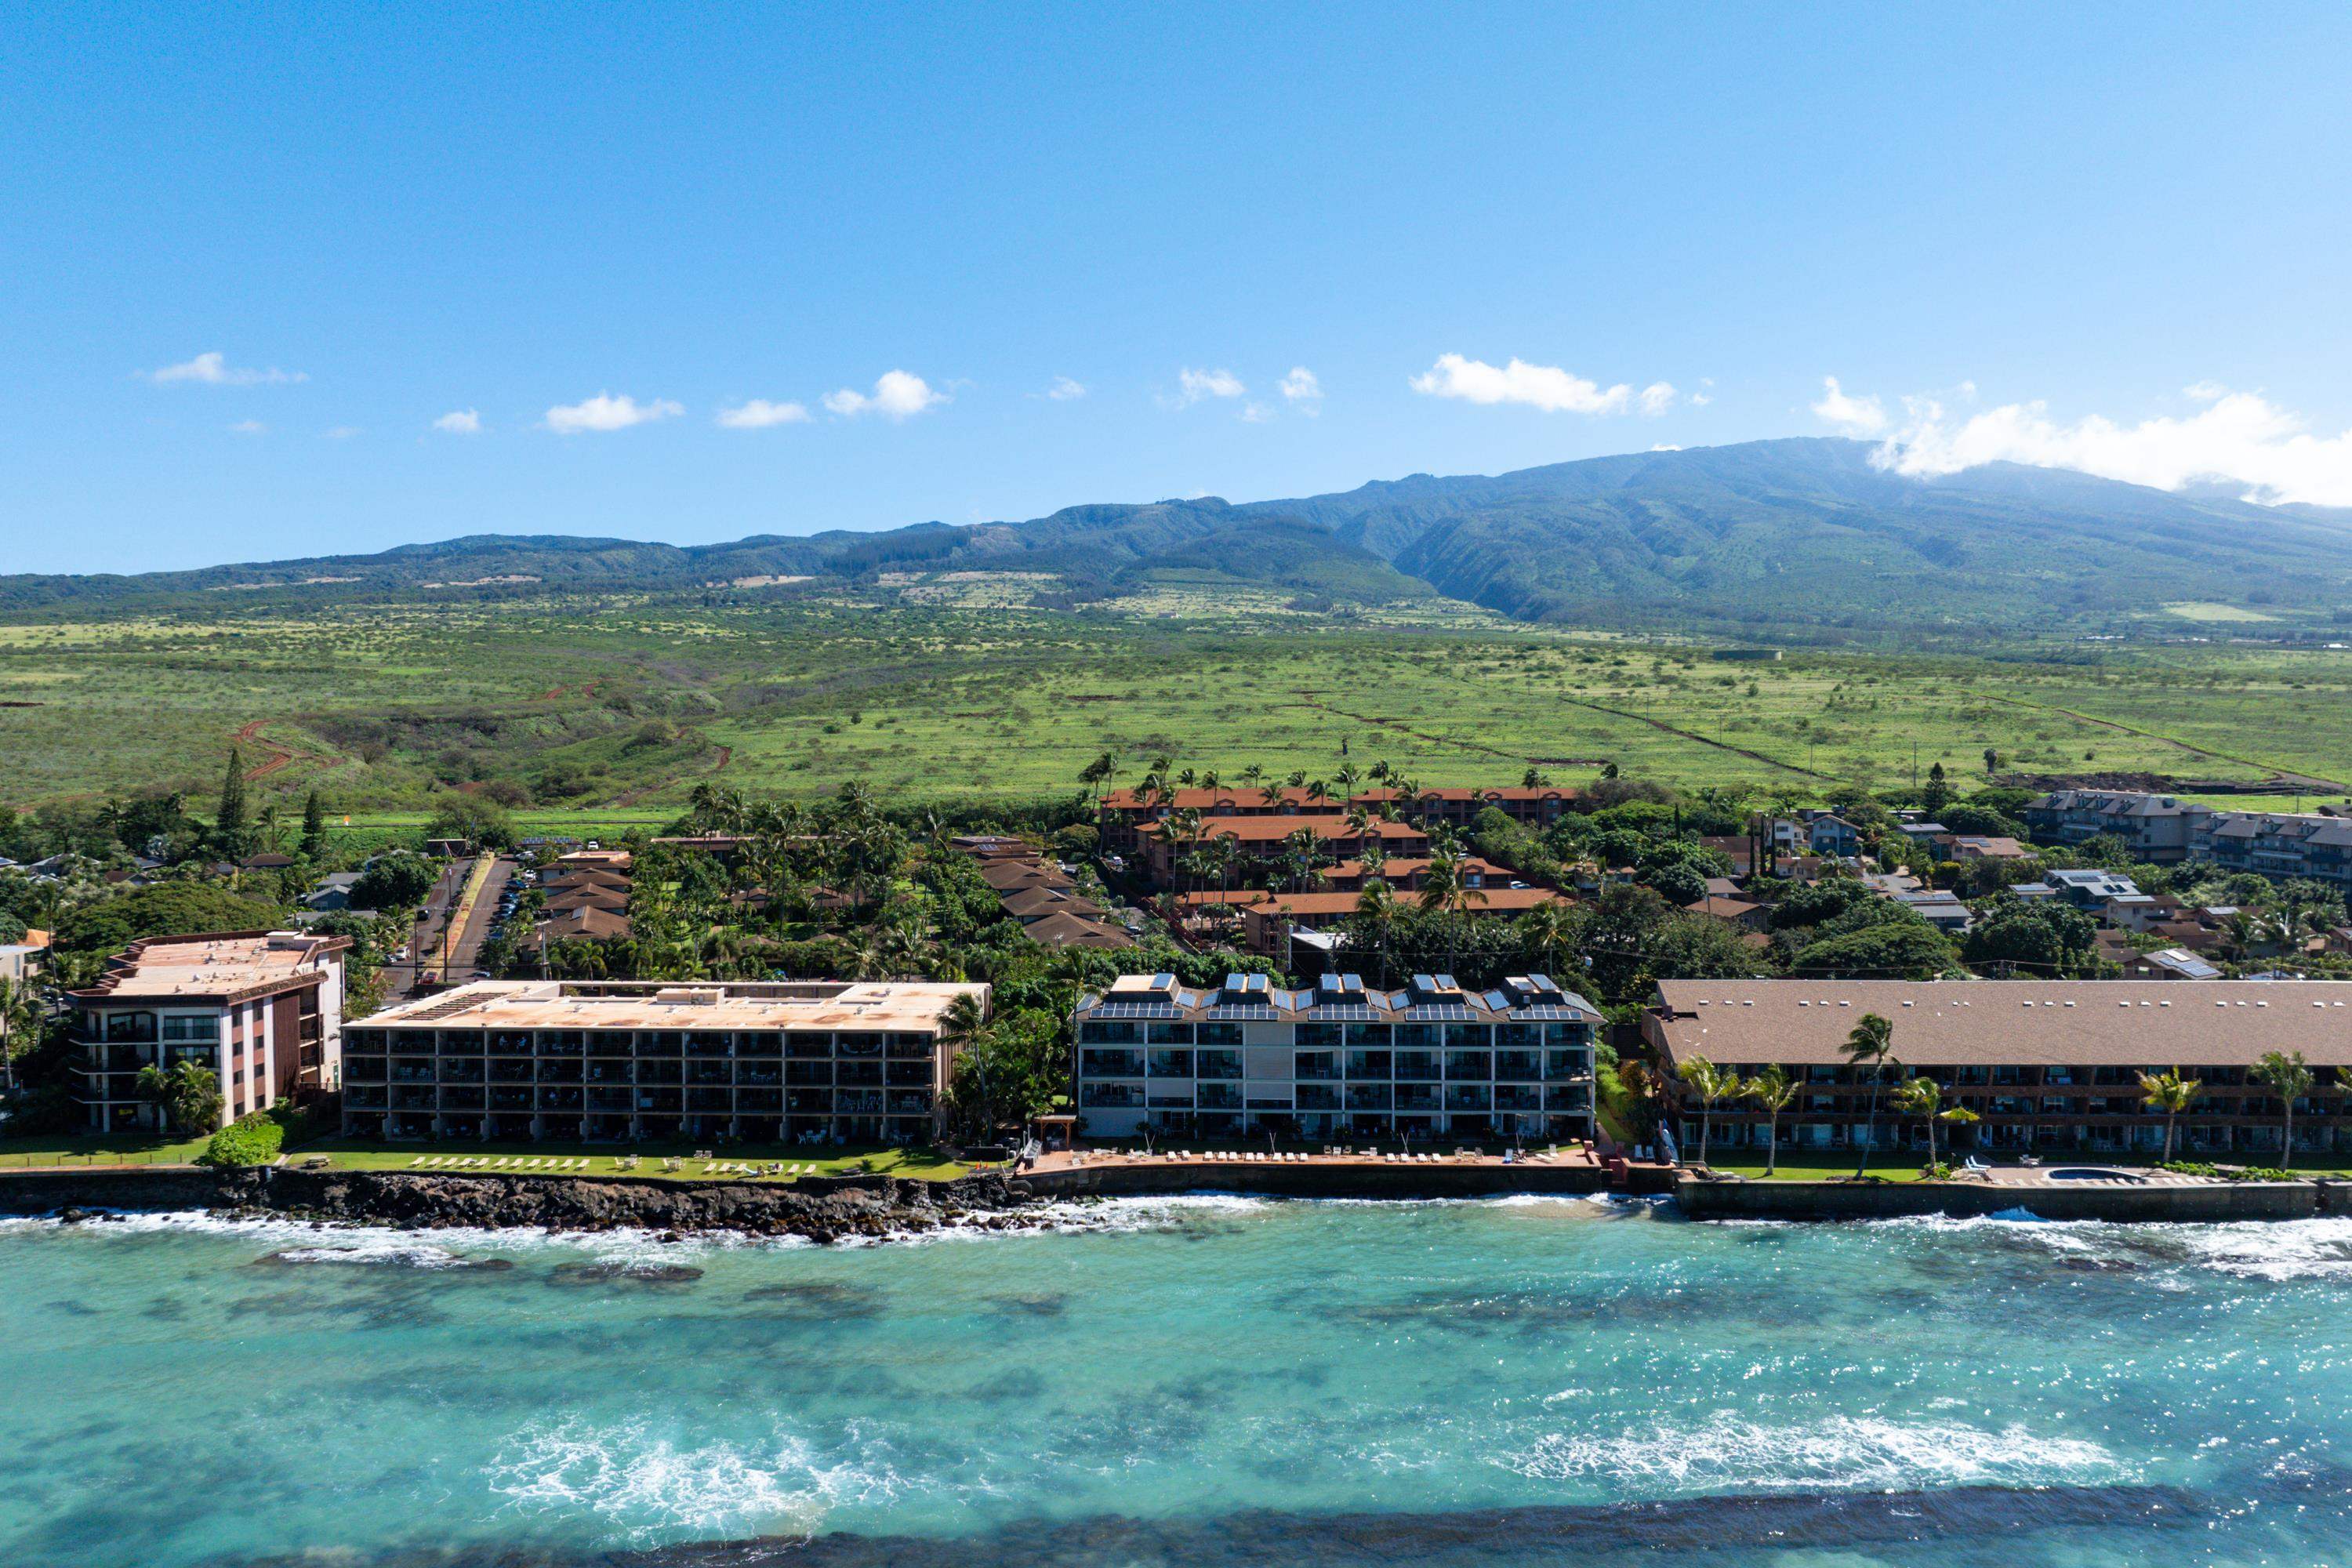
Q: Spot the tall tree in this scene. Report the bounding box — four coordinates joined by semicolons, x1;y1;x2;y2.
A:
1676;1055;1737;1167
1840;1012;1899;1178
2251;1050;2315;1169
214;746;248;855
1892;1075;1976;1172
134;1058;222;1134
1744;1064;1798;1176
299;790;327;860
2137;1070;2201;1164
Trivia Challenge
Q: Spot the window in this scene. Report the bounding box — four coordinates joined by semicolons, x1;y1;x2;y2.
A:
162;1015;219;1044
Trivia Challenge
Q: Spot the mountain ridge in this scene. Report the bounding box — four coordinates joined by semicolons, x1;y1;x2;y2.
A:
8;437;2350;638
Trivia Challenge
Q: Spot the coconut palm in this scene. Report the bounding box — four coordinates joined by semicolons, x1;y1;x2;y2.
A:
2251;1050;2315;1168
1840;1012;1899;1178
1515;901;1575;979
1353;880;1402;987
1676;1055;1737;1167
1077;751;1116;802
134;1058;222;1135
1744;1064;1799;1175
0;976;42;1094
1892;1076;1977;1173
2137;1069;2202;1163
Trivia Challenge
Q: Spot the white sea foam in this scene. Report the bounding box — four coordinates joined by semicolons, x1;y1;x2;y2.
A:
489;1415;924;1541
1500;1413;2122;1493
1867;1211;2352;1282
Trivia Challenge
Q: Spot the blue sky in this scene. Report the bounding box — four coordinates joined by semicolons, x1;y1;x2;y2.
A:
7;3;2352;574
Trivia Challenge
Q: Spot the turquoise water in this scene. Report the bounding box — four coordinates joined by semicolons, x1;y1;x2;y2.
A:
4;1196;2351;1566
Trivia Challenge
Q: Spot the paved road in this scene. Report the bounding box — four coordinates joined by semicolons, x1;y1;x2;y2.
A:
388;856;515;996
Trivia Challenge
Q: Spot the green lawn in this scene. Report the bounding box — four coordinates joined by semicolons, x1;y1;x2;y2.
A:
0;1133;211;1169
288;1138;971;1182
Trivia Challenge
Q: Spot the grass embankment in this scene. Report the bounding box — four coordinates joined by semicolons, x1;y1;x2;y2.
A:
289;1138;970;1182
0;1134;211;1169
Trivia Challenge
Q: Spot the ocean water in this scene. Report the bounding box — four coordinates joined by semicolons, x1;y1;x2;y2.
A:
3;1196;2350;1566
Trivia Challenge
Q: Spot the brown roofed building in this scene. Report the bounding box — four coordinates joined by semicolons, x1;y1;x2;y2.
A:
1138;815;1429;888
1645;977;2352;1162
1001;885;1109;924
1022;911;1134;950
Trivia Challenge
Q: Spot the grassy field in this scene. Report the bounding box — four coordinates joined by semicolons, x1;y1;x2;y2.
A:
7;590;2352;816
0;1134;212;1169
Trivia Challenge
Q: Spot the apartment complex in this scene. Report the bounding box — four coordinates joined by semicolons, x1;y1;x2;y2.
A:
2021;790;2213;863
1646;978;2352;1160
340;979;986;1145
2194;811;2352;891
70;931;349;1132
1073;971;1599;1142
1136;815;1430;887
1098;782;1577;857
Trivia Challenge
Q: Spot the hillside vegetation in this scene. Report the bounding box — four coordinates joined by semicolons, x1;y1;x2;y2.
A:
7;439;2350;640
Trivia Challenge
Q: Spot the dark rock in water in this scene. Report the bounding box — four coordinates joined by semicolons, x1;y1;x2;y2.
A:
55;1206;89;1225
2059;1257;2140;1273
547;1260;706;1287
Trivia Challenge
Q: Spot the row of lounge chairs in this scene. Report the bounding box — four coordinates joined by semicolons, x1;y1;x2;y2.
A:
408;1155;593;1171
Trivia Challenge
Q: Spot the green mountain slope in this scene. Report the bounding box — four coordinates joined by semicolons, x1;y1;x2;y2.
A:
7;438;2349;638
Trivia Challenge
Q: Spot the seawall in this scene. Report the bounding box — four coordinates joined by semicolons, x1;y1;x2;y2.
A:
1675;1174;2329;1222
1018;1161;1653;1200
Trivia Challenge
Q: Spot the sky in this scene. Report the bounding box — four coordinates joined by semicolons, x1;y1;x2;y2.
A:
6;2;2352;575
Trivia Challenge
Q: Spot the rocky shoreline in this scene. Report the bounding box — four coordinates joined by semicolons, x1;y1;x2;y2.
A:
24;1167;1054;1245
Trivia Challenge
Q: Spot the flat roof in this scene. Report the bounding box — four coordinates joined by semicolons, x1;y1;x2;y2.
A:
1078;971;1599;1023
354;978;988;1033
1652;978;2352;1068
71;931;349;1005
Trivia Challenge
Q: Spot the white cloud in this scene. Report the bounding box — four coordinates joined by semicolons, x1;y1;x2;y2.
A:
1044;376;1087;401
1240;401;1274;423
1691;377;1715;408
542;393;683;435
1871;383;2352;506
144;350;306;387
1409;354;1633;415
433;408;484;435
322;426;360;441
1809;376;1888;436
822;370;946;419
1174;367;1246;405
1650;444;1683;452
228;419;267;435
1639;381;1675;417
716;398;812;430
1279;366;1323;413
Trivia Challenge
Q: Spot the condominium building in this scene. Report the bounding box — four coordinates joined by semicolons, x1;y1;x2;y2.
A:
1073;971;1599;1142
2194;811;2352;891
1098;782;1577;856
69;931;349;1133
1646;978;2352;1160
1137;815;1430;888
2022;789;2213;863
339;979;987;1145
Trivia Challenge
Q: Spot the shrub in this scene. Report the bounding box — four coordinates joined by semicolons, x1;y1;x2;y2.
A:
202;1113;285;1167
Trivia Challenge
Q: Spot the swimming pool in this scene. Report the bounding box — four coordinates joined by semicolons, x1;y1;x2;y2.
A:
2045;1167;2146;1183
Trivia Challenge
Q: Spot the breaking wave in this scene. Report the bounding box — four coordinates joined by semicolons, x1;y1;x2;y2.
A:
488;1416;931;1542
1501;1414;2123;1494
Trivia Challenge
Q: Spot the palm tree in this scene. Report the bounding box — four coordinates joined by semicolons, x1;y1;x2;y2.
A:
1892;1076;1977;1173
0;976;40;1094
2138;1069;2201;1163
1677;1055;1737;1167
134;1058;222;1135
1335;763;1362;797
1515;901;1574;979
1840;1012;1899;1178
1258;781;1286;811
1353;880;1402;987
1077;751;1116;802
1522;767;1549;789
1744;1065;1799;1176
1240;763;1265;789
2251;1050;2315;1169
